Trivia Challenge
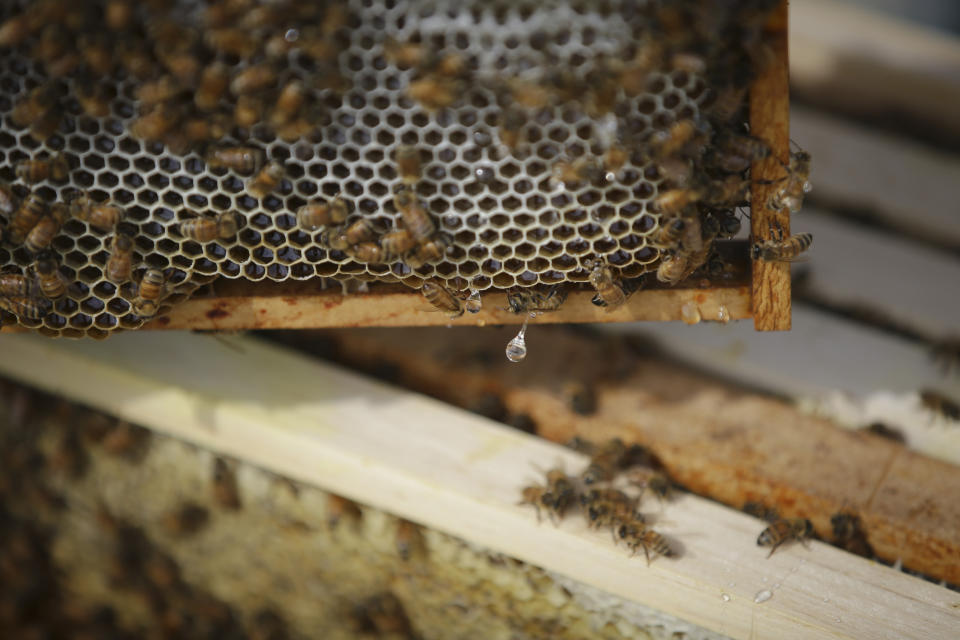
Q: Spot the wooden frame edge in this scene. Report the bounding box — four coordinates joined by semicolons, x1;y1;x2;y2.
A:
750;0;792;331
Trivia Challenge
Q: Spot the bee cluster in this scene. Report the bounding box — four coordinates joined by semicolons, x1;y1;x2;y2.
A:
0;0;796;337
519;437;680;565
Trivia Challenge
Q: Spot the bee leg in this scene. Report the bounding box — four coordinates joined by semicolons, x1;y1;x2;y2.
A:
643;544;652;566
766;541;781;558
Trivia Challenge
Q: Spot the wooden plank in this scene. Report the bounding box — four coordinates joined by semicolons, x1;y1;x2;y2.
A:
0;331;956;639
134;275;752;331
750;1;792;331
791;0;960;141
792;106;960;247
794;208;960;340
596;303;960;465
291;326;960;585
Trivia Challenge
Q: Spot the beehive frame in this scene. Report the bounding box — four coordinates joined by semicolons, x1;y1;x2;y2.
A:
152;2;791;332
0;1;790;336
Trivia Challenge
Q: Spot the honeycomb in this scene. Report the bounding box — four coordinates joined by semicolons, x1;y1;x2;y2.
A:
0;0;772;338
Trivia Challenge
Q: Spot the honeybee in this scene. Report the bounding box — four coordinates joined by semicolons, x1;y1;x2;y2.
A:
552;157;605;187
8;192;48;244
380;229;417;262
518;482;561;524
347;242;383;263
205;27;259;58
405;234;450;268
706;85;747;125
33;254;67;300
78;33;113;76
0;272;36;297
768;149;813;213
136;75;183;107
11;84;58;130
656;251;691;285
383;38;424;68
326;494;362;530
654;187;701;216
720;132;771;166
106;231;136;284
920;389;960;421
157;49;200;84
618;39;664;95
506;286;568;314
582;438;627;485
861;422;906;443
588;261;629;311
543;468;577;516
162;503;210;536
0;13;30;48
269;80;305;127
394;188;435;243
205;146;263;174
396;145;421;186
117;39;157;81
230;63;276;95
353;593;411;636
276;116;315;142
617;522;674;565
603;144;628;177
564;381;597;415
179;211;240;242
195;62;230;112
712;209;743;238
247;161;285;199
507;77;553;109
0;295;48;319
626;468;674;502
24;203;68;254
742;501;780;522
143;551;181;590
757;517;814;557
321;218;375;251
75;79;112;119
100;420;151;458
751;223;812;262
581;488;641;534
395;519;426;561
650;119;704;160
130;104;179;141
233;93;267;129
499;107;528;150
420;280;463;318
704;174;750;208
653;216;687;250
70;194;124;232
211;458;241;510
830;509;872;557
296;198;349;230
105;0;134;30
0;181;16;216
132;268;166;316
407;76;458;111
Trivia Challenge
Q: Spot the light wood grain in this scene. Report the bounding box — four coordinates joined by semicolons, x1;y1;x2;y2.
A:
750;2;792;331
791;0;960;140
0;331;956;639
302;326;960;585
138;278;752;331
795;208;960;340
791;106;960;248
